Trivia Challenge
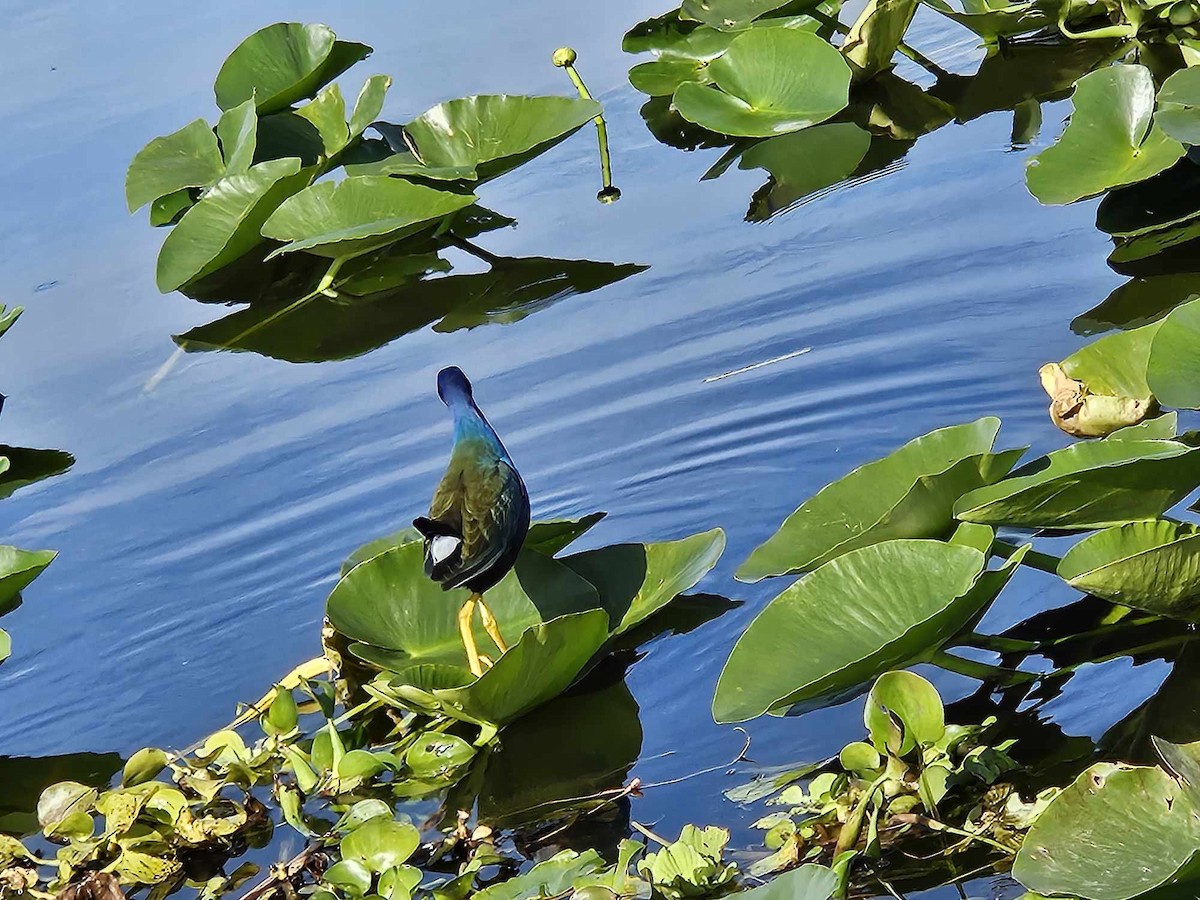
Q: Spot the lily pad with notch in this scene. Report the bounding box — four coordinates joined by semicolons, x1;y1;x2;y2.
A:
125;119;225;213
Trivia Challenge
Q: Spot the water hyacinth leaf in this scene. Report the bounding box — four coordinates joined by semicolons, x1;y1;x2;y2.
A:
474;849;605;900
125;119;224;212
673;30;851;138
340;816;419;873
739;123;871;220
864;670;945;756
323;860;373;895
715;540;1020;723
524;512;607;556
121;748;168;788
737;417;1017;582
558;529;726;634
1026;66;1185;205
404;733;475;778
213;23;370;114
954;438;1200;529
1148;297;1200;409
681;0;795;29
841;0;920;80
260;176;476;258
1013;760;1200;900
396;95;603;182
156;157;312;292
1058;520;1200;618
217;98;258;176
326;542;598;663
1157;67;1200;145
37;782;97;833
736;864;837;900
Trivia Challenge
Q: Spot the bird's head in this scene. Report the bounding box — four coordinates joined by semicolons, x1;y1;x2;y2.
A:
436;366;474;406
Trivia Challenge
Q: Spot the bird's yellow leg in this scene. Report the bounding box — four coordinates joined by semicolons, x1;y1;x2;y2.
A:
458;596;483;677
476;593;509;654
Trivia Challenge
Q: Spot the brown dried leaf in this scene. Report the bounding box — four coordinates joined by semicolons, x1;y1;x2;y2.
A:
57;872;126;900
1039;362;1152;438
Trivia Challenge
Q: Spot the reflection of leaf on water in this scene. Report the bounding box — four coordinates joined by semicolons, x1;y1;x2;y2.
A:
0;753;122;836
175;257;646;363
0;446;73;500
1102;643;1200;763
639;96;733;152
1073;274;1200;335
1096;159;1200;239
737;123;872;221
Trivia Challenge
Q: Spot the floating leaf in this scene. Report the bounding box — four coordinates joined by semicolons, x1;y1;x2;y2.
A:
736;864;837;900
1058;520;1200;619
681;0;795;29
672;29;852;138
864;670;945;756
954;438;1200;529
525;512;607;556
638;825;738;900
0;546;56;612
340;816;419;873
350;75;391;137
125;119;224;212
404;733;475;779
261;176;475;258
715;538;1024;723
474;849;604;900
121;748;168;788
156;158;312;292
1148;296;1200;409
1157;67;1200;145
214;23;370;114
295;84;349;156
737;418;1019;582
1060;321;1160;400
1026;65;1185;205
1013;755;1200;900
629;58;714;96
1039;362;1151;438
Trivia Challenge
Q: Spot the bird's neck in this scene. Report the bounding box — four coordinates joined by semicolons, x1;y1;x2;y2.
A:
450;398;510;461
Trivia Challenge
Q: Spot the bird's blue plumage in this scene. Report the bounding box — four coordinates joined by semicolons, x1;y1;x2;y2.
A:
414;367;530;594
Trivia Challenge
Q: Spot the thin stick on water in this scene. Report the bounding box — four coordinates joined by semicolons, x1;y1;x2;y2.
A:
704;348;812;383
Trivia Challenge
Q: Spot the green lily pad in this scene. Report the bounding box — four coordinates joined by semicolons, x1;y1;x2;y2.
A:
213;23;371;114
681;0;796;29
736;864;837;900
1013;753;1200;900
1060;319;1161;400
326;542;599;665
1148;297;1200;409
357;95;601;183
1058;520;1200;618
954;438;1200;530
125;118;225;212
0;546;56;612
714;537;1025;723
629;58;714;96
738;123;871;220
156;157;313;292
217;99;258;176
737;417;1020;582
261;176;475;259
558;529;726;634
672;29;852;138
1026;65;1185;205
525;512;607;556
474;849;605;900
1109;412;1178;440
1157;67;1200;145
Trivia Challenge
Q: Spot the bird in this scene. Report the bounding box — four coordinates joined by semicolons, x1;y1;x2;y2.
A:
413;366;530;677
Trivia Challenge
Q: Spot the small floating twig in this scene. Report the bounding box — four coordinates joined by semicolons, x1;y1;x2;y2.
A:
703;348;811;383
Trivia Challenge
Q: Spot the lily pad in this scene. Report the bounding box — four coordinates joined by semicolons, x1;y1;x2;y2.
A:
357;95;602;183
954;438;1200;530
737;417;1020;582
1148;296;1200;409
525;512;607;556
156;158;313;292
629;58;714;96
326;542;599;665
557;529;726;634
681;0;796;29
1157;67;1200;145
1060;320;1161;400
1058;520;1200;618
0;547;56;609
217;99;258;176
213;23;371;114
261;176;475;259
1026;65;1185;205
737;864;837;900
1013;750;1200;900
125;119;224;212
672;29;852;138
714;537;1025;723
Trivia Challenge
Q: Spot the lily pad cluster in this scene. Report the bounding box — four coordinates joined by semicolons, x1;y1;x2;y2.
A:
326;515;726;730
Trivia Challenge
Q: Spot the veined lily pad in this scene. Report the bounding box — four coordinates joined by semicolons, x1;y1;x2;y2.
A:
126;119;224;213
714;536;1026;723
954;438;1200;529
1013;746;1200;900
213;23;371;114
672;29;852;138
1026;65;1185;205
737;417;1020;582
681;0;796;29
1157;67;1200;145
1058;520;1200;618
352;95;602;182
1148;296;1200;409
326;542;598;665
156;158;313;292
558;529;726;634
260;176;476;258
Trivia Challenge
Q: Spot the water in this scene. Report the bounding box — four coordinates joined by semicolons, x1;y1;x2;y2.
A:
0;1;1178;895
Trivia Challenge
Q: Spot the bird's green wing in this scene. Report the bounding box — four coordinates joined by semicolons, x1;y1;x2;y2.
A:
428;455;524;588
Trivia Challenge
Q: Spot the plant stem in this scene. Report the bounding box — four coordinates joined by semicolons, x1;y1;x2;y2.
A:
927;649;1034;685
954;633;1041;654
807;9;951;79
991;539;1061;575
445;234;503;267
555;49;619;202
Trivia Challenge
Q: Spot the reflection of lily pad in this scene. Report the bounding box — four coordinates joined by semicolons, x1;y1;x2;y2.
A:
1058;520;1200;619
954;438;1200;529
672;29;851;137
1072;274;1200;335
737;417;1020;582
737;123;871;220
0;447;73;500
715;536;1025;723
1026;65;1185;206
